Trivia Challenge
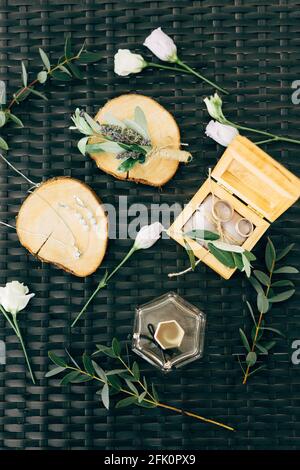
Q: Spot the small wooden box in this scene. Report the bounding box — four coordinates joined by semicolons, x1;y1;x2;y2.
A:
167;136;300;279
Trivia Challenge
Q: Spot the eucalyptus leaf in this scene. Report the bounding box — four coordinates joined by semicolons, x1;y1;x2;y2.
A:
51;70;73;81
64;34;72;59
48;351;66;367
211;240;244;253
77;51;103;63
184;238;195;271
246;301;257;326
257;292;269;313
39;48;51;72
132;362;140;381
134;106;149;137
253;270;270;287
82;352;94;375
86;141;125;154
272;280;294;288
112;337;121;356
0;136;8;150
68;62;84;80
261;340;277;351
103;112;126;129
37;71;47;84
255;343;268;354
276;244;295;261
185;229;219;241
233;252;244;271
268;289;295;303
207;242;235;268
108;374;122;391
0;111;6;127
117;157;138;172
138;391;147;403
248;364;267;377
274;266;299;274
246;351;257;367
260;326;285;337
65;349;80;369
30;88;48;101
151;384;159;402
242;253;251;278
92;360;107;382
45;366;65;377
71;375;93;383
8;113;23;127
136;401;157;409
243;250;256;262
248;276;264;295
125;379;139;396
77;136;89;155
58;65;72;76
21;61;27;87
115;396;137;408
265;238;276;271
83;112;102;133
101;383;110;410
239;328;250;352
60;370;81;385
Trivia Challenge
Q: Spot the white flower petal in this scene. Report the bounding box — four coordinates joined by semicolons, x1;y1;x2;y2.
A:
134;222;164;250
144;27;177;62
114;49;146;77
205;120;239;147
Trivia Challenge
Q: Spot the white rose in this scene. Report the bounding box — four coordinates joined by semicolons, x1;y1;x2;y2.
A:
134;222;164;250
143;28;177;63
205;120;239;147
114;49;146;77
0;281;35;314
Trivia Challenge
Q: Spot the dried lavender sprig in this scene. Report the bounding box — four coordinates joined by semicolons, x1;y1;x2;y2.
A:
100;124;151;146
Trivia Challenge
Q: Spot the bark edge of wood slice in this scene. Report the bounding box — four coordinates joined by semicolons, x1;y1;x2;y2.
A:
16;177;108;277
89;94;180;187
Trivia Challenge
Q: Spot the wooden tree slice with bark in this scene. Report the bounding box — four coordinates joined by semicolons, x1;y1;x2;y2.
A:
16;177;108;277
89;94;181;187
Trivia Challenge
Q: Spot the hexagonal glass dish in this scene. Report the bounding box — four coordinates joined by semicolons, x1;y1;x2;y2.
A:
132;292;206;372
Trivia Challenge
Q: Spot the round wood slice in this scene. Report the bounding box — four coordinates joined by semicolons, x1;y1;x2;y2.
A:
89;94;180;187
16;177;108;277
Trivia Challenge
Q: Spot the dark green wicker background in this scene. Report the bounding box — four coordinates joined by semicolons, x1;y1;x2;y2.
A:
0;0;300;450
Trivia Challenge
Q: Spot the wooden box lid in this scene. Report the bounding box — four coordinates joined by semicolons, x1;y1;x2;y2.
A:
211;135;300;222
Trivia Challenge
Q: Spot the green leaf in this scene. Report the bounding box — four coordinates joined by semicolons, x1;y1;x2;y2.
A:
101;383;110;410
255;343;268;354
239;328;250;352
262;340;277;351
58;64;72;76
207;242;235;268
211;240;244;253
45;366;65;378
14;88;31;102
134;106;149;137
106;369;126;376
115;396;137;408
77;51;103;63
132;362;140;381
112;338;121;356
83;112;102;133
125;379;139;396
117;157;138;173
274;266;299;274
272;280;294;288
39;48;51;72
251;324;264;342
60;370;81;385
37;70;47;84
108;374;122;391
51;70;73;81
268;289;295;303
86;141;125;154
138;391;147;403
248;364;267;377
64;34;72;59
233;252;244;271
30;88;48;101
82;352;94;375
48;351;66;367
136;401;157;408
253;270;270;287
261;326;285;337
276;243;295;261
184;238;195;271
257;292;269;313
248;276;265;295
265;238;276;272
67;62;84;80
0;136;8;150
21;61;27;87
246;351;257;367
0;111;6;127
71;374;93;383
243;250;256;262
77;136;89;155
185;230;219;241
241;253;251;278
91;360;107;382
101;347;117;359
8;113;23;127
246;301;257;326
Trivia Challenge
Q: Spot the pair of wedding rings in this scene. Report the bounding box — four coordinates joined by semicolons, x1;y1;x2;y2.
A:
211;199;254;238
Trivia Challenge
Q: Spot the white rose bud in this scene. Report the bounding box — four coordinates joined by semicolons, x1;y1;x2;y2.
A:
134;222;164;250
204;93;226;123
114;49;146;77
143;27;177;63
0;281;35;315
205;120;239;147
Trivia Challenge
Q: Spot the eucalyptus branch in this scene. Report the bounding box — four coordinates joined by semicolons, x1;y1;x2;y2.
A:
237;238;298;383
0;35;102;151
46;338;234;432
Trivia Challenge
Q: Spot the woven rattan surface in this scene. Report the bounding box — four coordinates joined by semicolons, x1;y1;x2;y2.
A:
0;0;300;450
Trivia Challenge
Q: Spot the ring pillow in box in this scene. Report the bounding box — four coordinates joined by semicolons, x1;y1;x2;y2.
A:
167;136;300;279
